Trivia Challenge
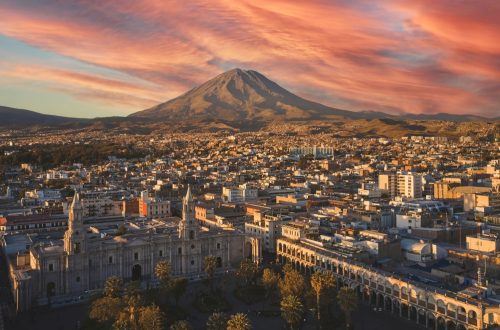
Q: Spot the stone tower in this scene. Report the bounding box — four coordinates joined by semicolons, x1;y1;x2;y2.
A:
178;185;201;275
179;185;198;240
64;192;86;254
64;192;88;294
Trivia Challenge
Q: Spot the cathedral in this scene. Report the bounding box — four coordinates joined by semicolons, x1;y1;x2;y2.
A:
11;186;257;311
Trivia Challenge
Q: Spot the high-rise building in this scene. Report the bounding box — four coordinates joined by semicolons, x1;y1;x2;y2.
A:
397;172;423;199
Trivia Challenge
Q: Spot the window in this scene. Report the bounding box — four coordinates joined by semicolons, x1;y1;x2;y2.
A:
190;260;194;265
134;252;139;260
191;244;195;249
49;263;54;272
159;250;163;257
109;256;113;264
76;276;80;282
217;243;221;249
178;247;182;254
189;230;194;239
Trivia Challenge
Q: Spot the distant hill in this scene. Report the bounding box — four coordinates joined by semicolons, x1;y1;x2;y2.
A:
1;69;498;134
130;68;391;121
0;106;89;127
130;68;498;123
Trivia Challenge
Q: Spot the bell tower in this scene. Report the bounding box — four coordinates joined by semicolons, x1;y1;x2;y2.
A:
64;192;86;255
179;185;198;240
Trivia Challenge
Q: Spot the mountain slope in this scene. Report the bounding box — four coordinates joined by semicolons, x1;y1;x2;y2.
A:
0;106;89;127
130;68;386;121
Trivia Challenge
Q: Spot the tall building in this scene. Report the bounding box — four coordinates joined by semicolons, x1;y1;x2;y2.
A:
397;172;423;199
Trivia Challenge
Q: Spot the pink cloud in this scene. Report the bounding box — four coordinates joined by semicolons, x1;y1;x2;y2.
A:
0;0;499;117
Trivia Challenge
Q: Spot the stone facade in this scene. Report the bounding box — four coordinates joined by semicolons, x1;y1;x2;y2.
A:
277;237;500;330
13;186;252;311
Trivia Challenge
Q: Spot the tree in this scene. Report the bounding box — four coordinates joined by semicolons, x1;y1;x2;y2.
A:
170;277;188;305
138;304;164;330
170;320;193;330
280;295;303;330
104;276;123;298
227;313;252;330
279;264;305;298
310;271;335;322
118;283;143;329
236;259;259;286
337;287;358;329
155;260;172;289
89;296;123;324
262;268;280;299
203;255;217;292
206;312;228;330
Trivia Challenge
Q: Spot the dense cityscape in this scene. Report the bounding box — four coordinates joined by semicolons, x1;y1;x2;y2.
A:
0;130;499;330
2;1;500;329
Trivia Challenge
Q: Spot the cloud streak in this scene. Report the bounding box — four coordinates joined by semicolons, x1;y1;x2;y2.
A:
0;0;499;117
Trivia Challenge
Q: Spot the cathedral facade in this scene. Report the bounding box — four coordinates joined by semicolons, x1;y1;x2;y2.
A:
13;186;255;310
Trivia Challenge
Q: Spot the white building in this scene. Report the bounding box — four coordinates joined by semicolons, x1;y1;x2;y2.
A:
245;213;291;252
397;172;423;199
222;184;258;203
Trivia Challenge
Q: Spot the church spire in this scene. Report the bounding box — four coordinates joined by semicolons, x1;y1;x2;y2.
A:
65;190;86;254
179;184;198;239
71;191;83;210
185;184;193;203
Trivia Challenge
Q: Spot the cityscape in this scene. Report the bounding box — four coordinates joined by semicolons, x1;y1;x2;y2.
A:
1;1;500;330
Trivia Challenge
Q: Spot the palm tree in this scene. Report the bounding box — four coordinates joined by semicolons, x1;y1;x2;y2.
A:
138;304;164;330
89;296;123;324
227;313;252;330
337;287;358;329
203;255;217;292
310;271;335;322
206;312;228;330
155;260;172;289
236;259;259;286
279;264;305;298
104;276;123;298
262;268;279;299
280;295;303;330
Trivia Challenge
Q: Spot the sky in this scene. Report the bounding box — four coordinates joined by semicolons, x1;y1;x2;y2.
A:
0;0;499;118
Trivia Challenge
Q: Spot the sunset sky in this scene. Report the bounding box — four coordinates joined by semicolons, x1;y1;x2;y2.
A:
0;0;499;118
